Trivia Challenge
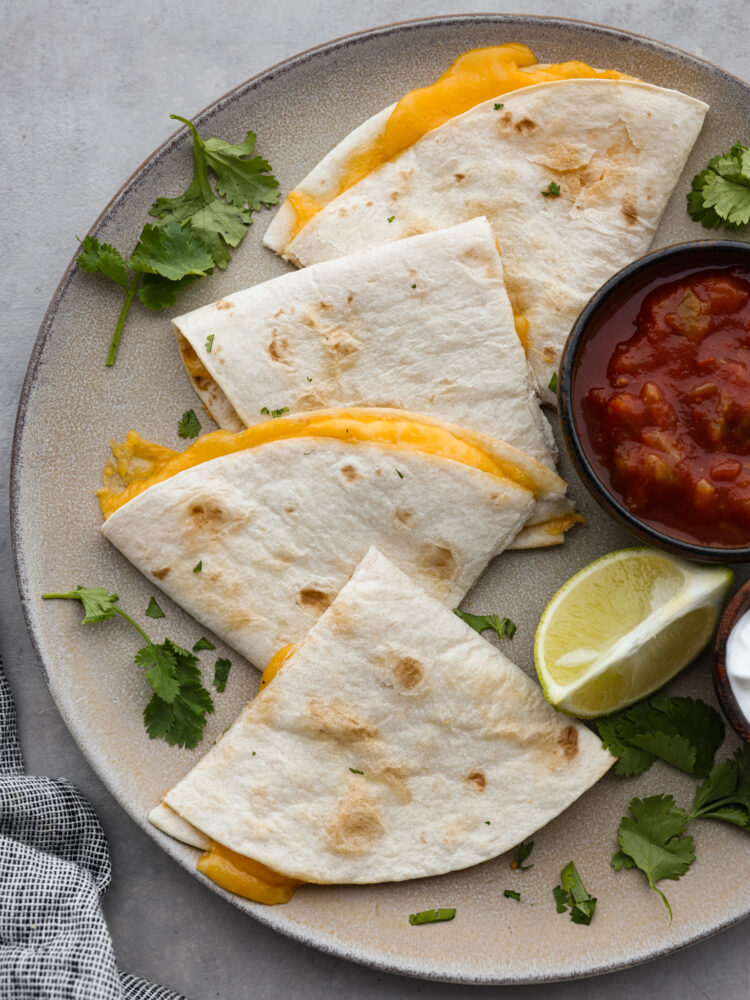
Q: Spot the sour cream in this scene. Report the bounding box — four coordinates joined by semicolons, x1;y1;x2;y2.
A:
726;609;750;723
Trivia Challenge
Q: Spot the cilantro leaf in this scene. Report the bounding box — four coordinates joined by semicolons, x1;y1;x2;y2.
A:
690;746;750;831
408;908;455;925
143;639;214;749
213;657;232;692
138;271;198;311
542;182;561;198
129;222;214;281
688;143;750;229
454;609;516;640
612;794;695;918
515;840;534;871
42;586;119;623
548;372;558;394
596;696;724;778
504;889;521;901
77;236;129;289
135;642;179;703
553;862;597;925
145;597;165;619
201;130;280;210
178;408;201;439
193;637;215;651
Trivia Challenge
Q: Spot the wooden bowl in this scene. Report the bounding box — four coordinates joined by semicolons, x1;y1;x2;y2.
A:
713;579;750;744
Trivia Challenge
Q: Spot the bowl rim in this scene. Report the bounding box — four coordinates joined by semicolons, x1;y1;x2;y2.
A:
713;579;750;744
559;238;750;563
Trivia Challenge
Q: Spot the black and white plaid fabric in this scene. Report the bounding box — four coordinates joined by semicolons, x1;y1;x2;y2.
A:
0;659;187;1000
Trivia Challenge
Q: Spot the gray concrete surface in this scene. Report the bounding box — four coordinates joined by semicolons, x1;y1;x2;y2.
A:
2;1;748;997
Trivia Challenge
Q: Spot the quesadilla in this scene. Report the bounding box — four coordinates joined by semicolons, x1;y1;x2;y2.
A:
150;547;613;901
175;218;556;469
264;51;707;401
98;408;568;667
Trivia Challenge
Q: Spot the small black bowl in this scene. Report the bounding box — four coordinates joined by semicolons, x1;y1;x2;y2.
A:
559;240;750;564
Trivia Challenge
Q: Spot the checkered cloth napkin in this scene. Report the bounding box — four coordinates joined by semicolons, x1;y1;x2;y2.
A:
0;660;186;999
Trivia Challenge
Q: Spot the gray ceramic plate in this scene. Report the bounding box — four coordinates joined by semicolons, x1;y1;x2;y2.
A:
11;14;750;985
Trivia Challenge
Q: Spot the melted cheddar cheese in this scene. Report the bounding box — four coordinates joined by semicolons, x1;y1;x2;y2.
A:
285;44;629;239
259;643;296;688
97;409;538;518
197;841;303;905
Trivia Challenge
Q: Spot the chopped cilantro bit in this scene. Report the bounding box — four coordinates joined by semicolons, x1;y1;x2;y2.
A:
454;609;516;640
178;408;201;438
503;889;521;901
548;372;558;394
43;589;213;748
408;908;456;926
145;597;165;619
76;117;278;366
516;840;534;871
484;820;491;825
387;215;395;223
612;794;694;919
396;469;404;479
213;657;232;692
494;102;505;110
192;637;215;651
205;334;215;352
260;405;289;418
411;283;417;288
553;862;597;925
689;746;750;830
542;182;561;198
688;142;750;229
349;767;364;774
193;561;202;573
307;376;313;381
597;696;724;778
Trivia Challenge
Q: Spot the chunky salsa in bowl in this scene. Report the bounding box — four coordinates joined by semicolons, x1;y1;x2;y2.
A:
560;241;750;562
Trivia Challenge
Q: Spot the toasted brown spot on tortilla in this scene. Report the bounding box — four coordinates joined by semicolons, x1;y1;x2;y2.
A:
543;345;557;363
273;308;285;318
151;567;170;579
298;587;334;614
326;788;385;855
392;656;424;691
498;112;513;128
268;330;291;364
319;301;331;310
328;601;355;636
621;194;638;225
188;501;224;529
418;543;457;581
515;117;537;134
347;293;354;304
465;771;486;792
215;299;232;310
393;508;415;528
308;699;379;743
340;464;361;482
283;501;297;514
371;763;412;803
558;725;579;761
209;572;221;583
454;172;465;182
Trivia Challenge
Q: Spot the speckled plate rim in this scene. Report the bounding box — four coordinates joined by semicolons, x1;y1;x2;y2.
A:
10;13;750;985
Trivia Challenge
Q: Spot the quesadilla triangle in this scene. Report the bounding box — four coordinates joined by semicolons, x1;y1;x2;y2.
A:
264;61;708;402
175;217;557;470
98;408;569;668
150;547;614;902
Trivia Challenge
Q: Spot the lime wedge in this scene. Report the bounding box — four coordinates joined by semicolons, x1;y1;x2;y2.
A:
535;547;732;718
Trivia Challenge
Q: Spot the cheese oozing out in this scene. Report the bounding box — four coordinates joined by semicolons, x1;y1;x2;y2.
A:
97;409;539;519
284;44;629;240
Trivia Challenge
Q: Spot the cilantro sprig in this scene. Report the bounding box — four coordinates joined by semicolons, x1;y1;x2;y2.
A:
552;862;596;925
408;908;456;926
689;746;750;830
514;840;534;871
596;696;724;778
42;586;214;749
77;115;278;366
612;794;695;919
453;609;516;640
687;142;750;229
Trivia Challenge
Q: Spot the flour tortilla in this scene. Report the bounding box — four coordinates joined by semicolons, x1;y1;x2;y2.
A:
100;408;567;667
264;79;708;402
153;548;613;884
175;218;555;463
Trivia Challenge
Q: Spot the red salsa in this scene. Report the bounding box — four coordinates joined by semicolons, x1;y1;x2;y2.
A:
576;265;750;548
